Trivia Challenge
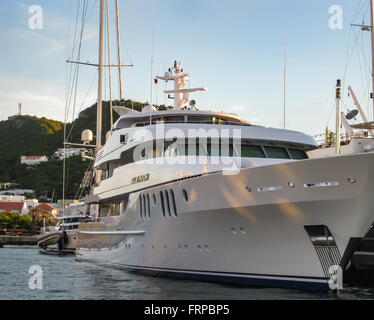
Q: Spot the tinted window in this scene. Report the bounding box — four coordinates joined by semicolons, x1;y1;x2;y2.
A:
207;140;233;156
185;143;200;156
241;145;265;158
263;146;290;159
188;116;214;123
163;116;185;123
288;148;308;159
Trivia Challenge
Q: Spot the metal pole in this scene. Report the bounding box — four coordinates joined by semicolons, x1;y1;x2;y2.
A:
106;0;113;127
97;0;105;147
283;18;287;129
370;0;374;119
348;86;369;122
115;0;124;101
336;80;342;155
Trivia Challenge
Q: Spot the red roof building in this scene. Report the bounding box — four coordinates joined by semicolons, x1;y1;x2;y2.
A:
0;201;27;214
36;203;58;217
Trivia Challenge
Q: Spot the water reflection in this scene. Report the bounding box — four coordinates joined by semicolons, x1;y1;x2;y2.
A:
0;248;373;300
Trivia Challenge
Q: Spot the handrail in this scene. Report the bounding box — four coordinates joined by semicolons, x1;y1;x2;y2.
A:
78;230;145;235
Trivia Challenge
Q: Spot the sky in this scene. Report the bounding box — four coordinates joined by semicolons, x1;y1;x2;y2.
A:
0;0;372;137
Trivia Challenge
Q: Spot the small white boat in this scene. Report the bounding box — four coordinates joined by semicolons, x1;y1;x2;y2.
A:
38;203;92;253
37;230;63;248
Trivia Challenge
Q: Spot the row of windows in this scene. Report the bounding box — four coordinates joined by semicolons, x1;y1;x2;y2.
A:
127;115;243;128
241;145;307;160
118;139;308;166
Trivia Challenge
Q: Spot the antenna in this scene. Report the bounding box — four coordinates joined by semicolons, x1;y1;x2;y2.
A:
351;0;374;120
336;79;342;155
346;109;359;120
371;0;374;119
283;17;287;129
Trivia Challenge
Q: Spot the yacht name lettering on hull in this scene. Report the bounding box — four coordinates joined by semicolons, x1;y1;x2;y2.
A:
131;174;150;184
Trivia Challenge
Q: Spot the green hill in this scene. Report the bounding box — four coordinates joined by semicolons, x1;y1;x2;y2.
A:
0;100;171;200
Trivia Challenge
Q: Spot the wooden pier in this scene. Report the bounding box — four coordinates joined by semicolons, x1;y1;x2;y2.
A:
0;235;38;246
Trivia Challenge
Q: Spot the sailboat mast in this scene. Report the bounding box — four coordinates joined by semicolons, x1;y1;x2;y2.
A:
115;0;124;101
370;0;374;119
97;0;105;147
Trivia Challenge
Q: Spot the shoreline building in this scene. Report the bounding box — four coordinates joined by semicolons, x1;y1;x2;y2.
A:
0;182;16;191
20;155;48;166
36;203;58;217
0;201;28;215
54;148;85;160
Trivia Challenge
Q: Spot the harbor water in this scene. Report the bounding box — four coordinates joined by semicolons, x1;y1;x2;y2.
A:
1;247;374;300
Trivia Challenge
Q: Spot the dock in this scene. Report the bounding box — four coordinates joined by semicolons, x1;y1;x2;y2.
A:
0;235;38;246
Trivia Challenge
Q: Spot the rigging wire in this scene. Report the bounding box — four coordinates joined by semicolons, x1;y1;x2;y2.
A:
63;0;97;208
150;0;155;106
325;1;365;133
65;72;98;142
74;159;94;200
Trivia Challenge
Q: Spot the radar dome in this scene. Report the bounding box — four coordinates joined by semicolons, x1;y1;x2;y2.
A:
142;104;157;113
81;129;93;144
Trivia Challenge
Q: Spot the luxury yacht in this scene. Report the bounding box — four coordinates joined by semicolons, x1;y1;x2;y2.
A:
76;62;374;291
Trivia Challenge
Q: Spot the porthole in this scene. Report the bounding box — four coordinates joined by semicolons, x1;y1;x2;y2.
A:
246;186;251;192
347;177;357;184
288;182;295;188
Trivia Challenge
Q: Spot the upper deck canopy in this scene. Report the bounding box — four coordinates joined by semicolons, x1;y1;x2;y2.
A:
113;109;251;130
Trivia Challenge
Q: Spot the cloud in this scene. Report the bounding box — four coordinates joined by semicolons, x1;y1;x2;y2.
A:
230;103;249;111
3;27;65;58
0;74;64;121
248;117;261;124
4;3;98;59
311;101;323;107
0;74;96;123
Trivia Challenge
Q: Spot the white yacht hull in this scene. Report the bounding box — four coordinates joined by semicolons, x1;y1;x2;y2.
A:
77;153;374;291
